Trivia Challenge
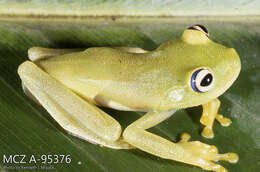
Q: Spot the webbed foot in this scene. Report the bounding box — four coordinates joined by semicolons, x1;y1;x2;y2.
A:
178;133;238;172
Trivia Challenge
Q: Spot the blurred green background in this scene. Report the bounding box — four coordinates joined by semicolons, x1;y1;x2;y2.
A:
0;1;259;172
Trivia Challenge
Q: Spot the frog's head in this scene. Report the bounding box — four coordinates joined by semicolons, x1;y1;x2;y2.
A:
161;25;241;109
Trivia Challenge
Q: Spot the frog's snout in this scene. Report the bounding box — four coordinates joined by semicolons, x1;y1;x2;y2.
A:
229;48;241;74
223;48;241;89
206;47;241;100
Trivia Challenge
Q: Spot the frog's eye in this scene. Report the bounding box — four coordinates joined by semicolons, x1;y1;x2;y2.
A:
190;68;214;93
188;24;209;37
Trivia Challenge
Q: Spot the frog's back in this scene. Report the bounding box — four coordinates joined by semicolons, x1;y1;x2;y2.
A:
36;47;173;111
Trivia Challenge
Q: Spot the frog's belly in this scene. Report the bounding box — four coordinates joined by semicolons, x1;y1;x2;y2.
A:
94;96;149;112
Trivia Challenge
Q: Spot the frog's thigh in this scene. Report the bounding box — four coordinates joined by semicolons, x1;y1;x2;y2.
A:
28;47;84;61
18;61;132;149
123;110;238;172
200;98;232;139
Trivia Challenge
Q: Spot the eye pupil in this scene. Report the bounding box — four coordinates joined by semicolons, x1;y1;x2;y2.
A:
190;68;214;93
200;74;213;86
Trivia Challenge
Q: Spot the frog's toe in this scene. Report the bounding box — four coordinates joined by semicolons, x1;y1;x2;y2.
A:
216;153;239;163
216;114;232;127
201;127;214;139
208;148;238;164
209;145;218;154
201;161;227;172
179;133;191;142
207;162;228;172
196;150;237;172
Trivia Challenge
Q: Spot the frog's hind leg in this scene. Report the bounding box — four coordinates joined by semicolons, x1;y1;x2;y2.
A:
18;61;132;149
200;98;232;139
23;47;85;102
28;46;148;61
28;47;84;61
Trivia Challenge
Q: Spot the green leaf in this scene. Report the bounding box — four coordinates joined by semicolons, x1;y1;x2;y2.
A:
0;17;259;172
0;0;260;16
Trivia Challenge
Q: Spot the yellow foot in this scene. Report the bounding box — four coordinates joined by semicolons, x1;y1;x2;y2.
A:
216;114;232;127
201;127;214;139
179;133;191;142
178;133;239;172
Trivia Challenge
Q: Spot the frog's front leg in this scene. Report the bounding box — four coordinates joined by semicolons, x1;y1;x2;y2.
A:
18;61;132;149
200;98;232;138
123;110;238;172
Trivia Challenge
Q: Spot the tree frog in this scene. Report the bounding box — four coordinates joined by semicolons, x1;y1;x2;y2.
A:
18;25;241;172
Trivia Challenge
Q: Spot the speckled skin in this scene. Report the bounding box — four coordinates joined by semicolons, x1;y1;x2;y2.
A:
34;30;240;111
18;28;241;172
